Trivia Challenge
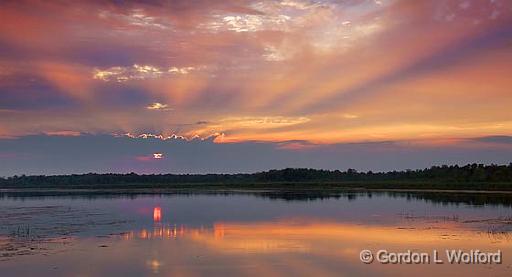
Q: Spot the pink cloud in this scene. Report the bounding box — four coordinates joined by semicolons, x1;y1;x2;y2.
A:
44;130;82;137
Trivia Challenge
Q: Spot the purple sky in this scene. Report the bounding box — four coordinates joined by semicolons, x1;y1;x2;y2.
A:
0;0;511;175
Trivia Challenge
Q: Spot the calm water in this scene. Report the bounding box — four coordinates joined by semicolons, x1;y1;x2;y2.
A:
1;191;512;276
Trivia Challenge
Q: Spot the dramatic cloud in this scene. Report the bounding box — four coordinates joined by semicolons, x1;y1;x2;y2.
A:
93;65;203;82
0;0;511;173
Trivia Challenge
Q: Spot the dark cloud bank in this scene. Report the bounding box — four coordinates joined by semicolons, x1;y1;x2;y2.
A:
0;134;511;176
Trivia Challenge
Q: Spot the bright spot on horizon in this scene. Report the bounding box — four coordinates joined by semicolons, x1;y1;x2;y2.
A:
153;153;163;159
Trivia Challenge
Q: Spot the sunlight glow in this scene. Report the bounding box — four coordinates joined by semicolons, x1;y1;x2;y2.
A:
153;207;162;222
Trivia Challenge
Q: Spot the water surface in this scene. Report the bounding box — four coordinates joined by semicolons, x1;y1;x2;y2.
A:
1;191;511;276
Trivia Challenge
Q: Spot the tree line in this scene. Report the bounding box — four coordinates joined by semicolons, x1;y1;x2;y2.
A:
1;163;511;188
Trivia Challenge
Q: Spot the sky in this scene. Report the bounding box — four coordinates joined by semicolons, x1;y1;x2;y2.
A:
0;0;511;175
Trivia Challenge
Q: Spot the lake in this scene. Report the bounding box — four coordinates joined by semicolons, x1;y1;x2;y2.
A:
1;191;511;276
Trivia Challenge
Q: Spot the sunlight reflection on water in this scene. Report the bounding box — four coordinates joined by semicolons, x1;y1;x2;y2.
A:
1;192;512;276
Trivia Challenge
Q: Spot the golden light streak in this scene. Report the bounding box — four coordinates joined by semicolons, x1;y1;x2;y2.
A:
0;0;510;143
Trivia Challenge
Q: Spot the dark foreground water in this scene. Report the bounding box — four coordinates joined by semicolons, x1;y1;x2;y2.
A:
1;191;512;276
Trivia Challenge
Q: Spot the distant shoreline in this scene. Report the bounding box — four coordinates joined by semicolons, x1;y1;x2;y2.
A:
2;164;511;191
2;185;512;194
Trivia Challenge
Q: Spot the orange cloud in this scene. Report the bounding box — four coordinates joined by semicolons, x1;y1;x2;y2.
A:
0;0;510;144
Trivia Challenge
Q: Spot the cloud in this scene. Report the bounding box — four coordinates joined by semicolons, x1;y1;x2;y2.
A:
44;130;82;137
99;8;171;30
135;152;164;162
472;136;512;144
280;0;319;10
342;114;359;119
146;102;172;111
189;116;311;141
0;0;511;145
204;14;291;33
215;116;310;129
1;134;511;176
93;64;203;82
